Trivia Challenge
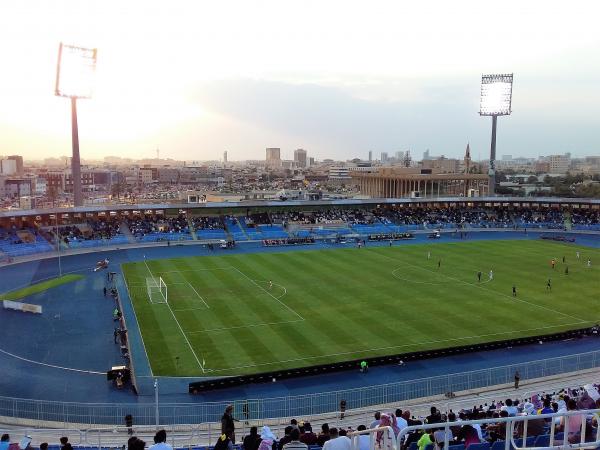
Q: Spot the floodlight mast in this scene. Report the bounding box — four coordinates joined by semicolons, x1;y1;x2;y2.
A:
55;43;97;207
479;73;513;196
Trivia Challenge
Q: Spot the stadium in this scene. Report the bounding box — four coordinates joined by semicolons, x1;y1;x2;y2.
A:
2;197;600;449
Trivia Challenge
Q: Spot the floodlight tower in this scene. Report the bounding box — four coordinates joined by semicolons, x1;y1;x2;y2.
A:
479;74;513;196
55;43;97;207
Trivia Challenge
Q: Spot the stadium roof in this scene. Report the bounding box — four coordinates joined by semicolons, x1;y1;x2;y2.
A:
1;196;599;219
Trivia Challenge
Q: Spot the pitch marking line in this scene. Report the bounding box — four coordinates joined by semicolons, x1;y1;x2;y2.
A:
373;249;586;324
155;267;232;275
0;347;106;375
186;319;304;334
231;266;305;321
186;281;210;309
206;321;588;373
143;258;208;373
391;267;493;286
253;280;288;299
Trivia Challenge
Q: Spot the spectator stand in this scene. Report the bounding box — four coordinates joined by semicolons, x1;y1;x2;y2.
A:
190;216;227;241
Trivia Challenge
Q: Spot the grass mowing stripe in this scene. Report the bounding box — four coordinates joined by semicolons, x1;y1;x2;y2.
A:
0;274;84;300
123;240;600;376
369;246;587;323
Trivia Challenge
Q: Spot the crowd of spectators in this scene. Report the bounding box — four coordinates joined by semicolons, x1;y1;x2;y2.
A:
127;216;190;238
234;386;599;450
245;213;271;226
191;216;225;230
57;219;121;243
570;210;600;226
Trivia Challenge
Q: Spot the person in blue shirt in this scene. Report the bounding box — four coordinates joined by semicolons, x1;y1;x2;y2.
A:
0;435;10;450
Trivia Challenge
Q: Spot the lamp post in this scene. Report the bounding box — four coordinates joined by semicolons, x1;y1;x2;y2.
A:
55;43;97;207
479;74;513;196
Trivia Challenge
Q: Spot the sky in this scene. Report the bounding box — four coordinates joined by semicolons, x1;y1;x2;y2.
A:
0;0;599;162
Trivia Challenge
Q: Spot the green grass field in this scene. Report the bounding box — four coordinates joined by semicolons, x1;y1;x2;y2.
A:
121;240;600;377
0;274;84;300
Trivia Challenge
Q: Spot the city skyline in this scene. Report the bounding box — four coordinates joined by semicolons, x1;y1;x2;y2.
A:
1;0;599;162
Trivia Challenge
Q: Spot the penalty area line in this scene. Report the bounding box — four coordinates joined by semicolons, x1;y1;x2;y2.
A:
142;257;208;373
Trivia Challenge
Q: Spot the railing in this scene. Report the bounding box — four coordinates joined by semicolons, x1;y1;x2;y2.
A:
3;410;600;450
2;350;600;426
385;409;600;450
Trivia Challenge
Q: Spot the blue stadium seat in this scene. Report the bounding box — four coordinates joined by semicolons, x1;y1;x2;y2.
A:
467;443;490;450
533;435;550;447
490;441;505;450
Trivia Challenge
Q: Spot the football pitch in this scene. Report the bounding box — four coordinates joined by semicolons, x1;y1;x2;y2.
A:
122;240;600;377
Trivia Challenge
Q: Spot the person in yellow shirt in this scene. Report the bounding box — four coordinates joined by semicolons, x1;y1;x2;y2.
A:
417;431;433;450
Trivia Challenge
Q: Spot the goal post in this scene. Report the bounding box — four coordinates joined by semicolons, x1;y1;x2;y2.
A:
146;276;168;304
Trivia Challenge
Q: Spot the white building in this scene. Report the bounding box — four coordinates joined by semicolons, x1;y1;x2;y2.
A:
548;154;571;174
1;159;17;175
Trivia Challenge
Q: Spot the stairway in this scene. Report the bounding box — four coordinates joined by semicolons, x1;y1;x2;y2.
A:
187;218;198;240
119;223;137;244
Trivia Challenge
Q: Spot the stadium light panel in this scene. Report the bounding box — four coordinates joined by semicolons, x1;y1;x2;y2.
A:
479;74;513;116
55;43;97;99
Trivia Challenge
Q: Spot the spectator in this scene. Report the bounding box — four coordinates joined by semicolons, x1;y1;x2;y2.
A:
221;404;236;443
516;416;545;439
501;399;518;417
290;419;300;432
396;409;408;433
279;426;294;448
150;430;173;450
0;435;9;450
282;429;307;450
356;425;370;450
559;399;584;443
433;426;454;449
322;428;350;450
243;426;261;450
317;424;330;446
417;431;434;450
214;434;233;450
457;425;480;448
59;437;72;450
487;411;510;442
259;426;277;450
299;422;317;446
128;438;146;450
39;444;48;450
426;407;441;424
370;412;381;429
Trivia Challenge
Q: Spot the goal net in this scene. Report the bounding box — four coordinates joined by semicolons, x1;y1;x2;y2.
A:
147;276;168;304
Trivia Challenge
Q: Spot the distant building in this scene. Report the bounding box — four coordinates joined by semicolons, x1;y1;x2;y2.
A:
158;167;180;184
6;155;24;175
395;151;405;160
328;166;352;182
266;148;281;167
421;156;460;173
352;167;489;198
381;152;389;163
294;149;307;168
548;154;571;174
308;157;315;167
223;151;228;163
368;151;372;162
1;159;17;175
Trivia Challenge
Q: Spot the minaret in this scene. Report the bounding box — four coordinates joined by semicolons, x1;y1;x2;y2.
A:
464;143;472;196
464;143;471;173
